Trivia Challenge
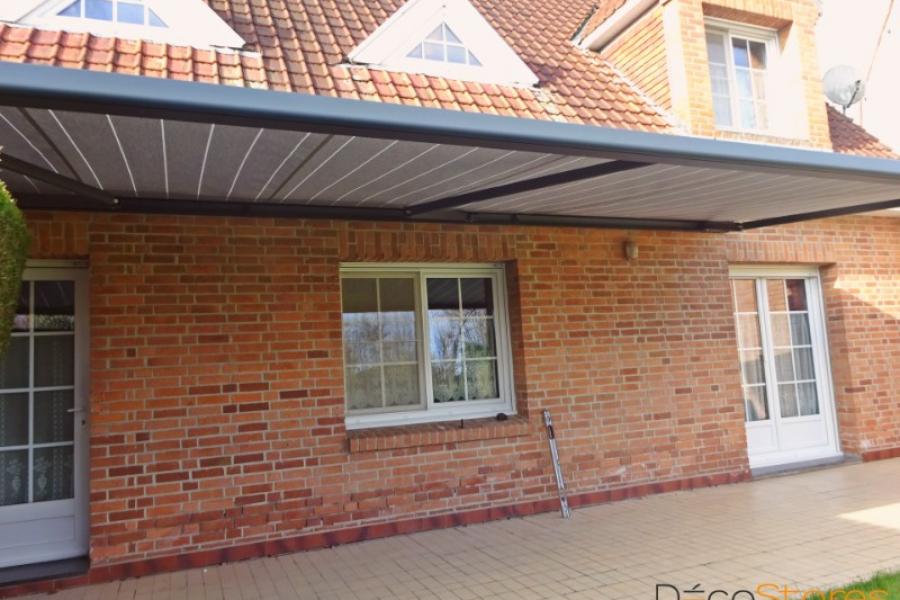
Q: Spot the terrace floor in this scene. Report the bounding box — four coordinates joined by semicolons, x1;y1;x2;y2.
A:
22;458;900;599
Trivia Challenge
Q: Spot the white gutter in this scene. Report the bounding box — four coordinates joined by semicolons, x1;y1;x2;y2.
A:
578;0;658;51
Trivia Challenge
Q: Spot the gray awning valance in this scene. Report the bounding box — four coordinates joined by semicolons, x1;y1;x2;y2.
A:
1;62;898;232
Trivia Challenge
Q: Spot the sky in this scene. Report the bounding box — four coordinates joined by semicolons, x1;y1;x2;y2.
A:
817;0;900;152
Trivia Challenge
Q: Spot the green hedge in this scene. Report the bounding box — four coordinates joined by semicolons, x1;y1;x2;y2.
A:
0;181;29;355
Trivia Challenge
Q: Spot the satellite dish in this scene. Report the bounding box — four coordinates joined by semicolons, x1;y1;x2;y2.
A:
823;65;866;113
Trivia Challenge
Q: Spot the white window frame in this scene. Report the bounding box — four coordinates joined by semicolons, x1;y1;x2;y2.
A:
341;263;516;430
705;18;779;134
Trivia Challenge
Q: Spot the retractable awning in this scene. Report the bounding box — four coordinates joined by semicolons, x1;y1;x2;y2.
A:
1;62;899;232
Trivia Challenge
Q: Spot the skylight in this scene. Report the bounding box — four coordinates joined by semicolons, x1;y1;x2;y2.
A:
57;0;165;27
406;23;481;66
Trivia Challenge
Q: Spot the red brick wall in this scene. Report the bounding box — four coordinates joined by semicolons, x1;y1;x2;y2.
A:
23;210;900;566
600;7;672;111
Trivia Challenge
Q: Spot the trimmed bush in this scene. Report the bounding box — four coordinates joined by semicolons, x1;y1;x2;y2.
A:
0;181;29;355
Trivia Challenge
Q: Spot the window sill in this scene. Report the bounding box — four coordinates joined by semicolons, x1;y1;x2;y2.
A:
347;415;531;453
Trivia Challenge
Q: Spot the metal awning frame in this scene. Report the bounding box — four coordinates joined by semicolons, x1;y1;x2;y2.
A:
1;62;900;232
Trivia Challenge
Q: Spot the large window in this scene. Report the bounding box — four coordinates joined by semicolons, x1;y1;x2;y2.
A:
705;22;776;132
341;264;515;428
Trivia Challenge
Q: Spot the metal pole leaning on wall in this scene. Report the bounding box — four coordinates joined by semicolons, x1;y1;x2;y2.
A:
543;409;572;519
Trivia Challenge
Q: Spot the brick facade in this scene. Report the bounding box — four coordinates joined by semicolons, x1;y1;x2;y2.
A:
596;0;832;148
21;209;900;567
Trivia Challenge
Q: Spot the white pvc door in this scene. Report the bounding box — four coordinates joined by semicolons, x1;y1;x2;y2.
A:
730;267;840;469
0;267;88;568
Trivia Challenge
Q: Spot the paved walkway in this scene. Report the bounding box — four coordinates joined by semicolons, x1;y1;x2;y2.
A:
25;459;900;599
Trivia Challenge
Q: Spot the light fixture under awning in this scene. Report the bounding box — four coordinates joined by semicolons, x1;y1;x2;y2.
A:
0;62;899;232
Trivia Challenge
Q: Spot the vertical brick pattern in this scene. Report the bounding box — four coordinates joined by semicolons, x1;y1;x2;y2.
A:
23;210;900;567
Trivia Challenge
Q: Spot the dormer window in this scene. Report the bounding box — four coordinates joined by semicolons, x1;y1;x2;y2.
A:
705;22;776;132
406;24;482;66
58;0;165;27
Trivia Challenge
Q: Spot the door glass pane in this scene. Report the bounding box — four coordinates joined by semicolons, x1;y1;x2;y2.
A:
766;279;787;311
35;336;75;387
0;393;28;447
745;385;768;421
774;348;794;381
793;347;816;381
0;450;28;506
786;279;807;311
798;382;819;416
749;41;767;68
790;314;811;345
706;32;726;64
740;350;766;384
779;383;798;418
34;281;75;332
0;337;29;389
737;314;761;348
769;314;790;347
732;279;757;312
33;446;74;503
12;284;28;332
732;38;750;67
34;390;75;444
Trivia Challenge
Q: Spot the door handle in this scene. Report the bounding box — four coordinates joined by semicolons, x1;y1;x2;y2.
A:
67;407;86;414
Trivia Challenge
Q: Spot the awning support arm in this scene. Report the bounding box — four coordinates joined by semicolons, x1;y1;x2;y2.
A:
0;153;118;207
405;160;651;217
740;197;900;229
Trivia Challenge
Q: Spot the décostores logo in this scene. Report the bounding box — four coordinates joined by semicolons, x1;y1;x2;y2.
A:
656;583;888;600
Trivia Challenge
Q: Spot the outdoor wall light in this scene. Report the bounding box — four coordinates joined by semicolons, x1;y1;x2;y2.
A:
624;240;639;261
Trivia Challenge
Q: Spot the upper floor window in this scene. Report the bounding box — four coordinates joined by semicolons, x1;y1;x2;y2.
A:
705;23;776;132
406;23;482;66
57;0;165;27
340;264;516;429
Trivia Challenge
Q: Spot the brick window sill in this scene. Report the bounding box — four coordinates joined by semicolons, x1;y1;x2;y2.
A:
348;415;532;453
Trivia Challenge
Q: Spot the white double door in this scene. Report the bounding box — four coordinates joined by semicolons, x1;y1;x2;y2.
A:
731;267;841;469
0;267;88;568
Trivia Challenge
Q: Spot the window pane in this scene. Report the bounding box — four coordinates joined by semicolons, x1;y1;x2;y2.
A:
779;383;798;418
427;278;459;315
342;278;378;313
380;279;417;362
0;337;28;390
755;102;769;130
342;278;379;365
34;336;75;388
786;279;807;311
740;349;765;385
732;38;750;67
709;64;731;95
466;360;498;400
0;393;28;447
461;278;493;316
732;279;757;313
752;71;767;101
794;347;815;381
467;51;481;66
12;284;28;332
767;279;787;311
346;365;381;410
59;0;82;17
85;0;113;20
117;1;144;24
444;24;462;44
33;446;74;503
407;43;424;59
749;41;767;69
430;317;461;360
446;45;467;64
739;99;757;129
774;348;794;382
798;382;819;416
735;69;753;99
745;385;768;421
384;365;420;408
706;32;726;64
463;318;496;358
424;42;444;61
148;8;165;27
34;390;74;444
790;314;811;346
0;450;28;506
34;281;75;332
426;25;443;41
713;96;733;128
432;361;464;403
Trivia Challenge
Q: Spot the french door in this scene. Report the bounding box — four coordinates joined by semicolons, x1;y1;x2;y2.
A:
0;266;88;568
730;267;840;469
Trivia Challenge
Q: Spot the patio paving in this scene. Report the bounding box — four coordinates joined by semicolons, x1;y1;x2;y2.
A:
24;458;900;599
